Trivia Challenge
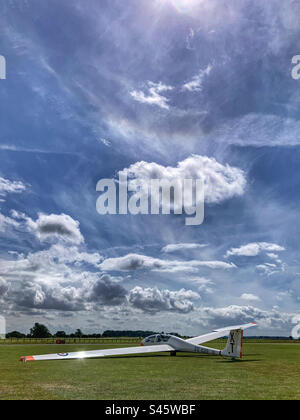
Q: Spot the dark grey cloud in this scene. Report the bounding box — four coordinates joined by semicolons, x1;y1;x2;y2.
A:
128;286;200;314
27;214;84;244
16;282;85;312
39;223;74;236
89;274;127;306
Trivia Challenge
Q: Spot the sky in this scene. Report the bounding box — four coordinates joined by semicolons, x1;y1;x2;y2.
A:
0;0;300;337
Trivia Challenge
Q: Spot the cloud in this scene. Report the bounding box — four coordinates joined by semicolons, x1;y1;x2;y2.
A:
98;138;111;147
216;114;300;147
162;243;208;253
0;177;26;197
128;286;200;314
120;155;246;206
89;274;127;306
225;242;285;257
191;305;300;332
186;28;195;50
25;213;84;245
185;277;215;294
0;213;19;233
16;281;86;312
267;253;281;262
256;262;285;277
100;253;236;273
25;244;102;268
9;270;126;312
0;244;103;306
240;293;261;302
182;65;212;92
130;81;173;110
0;277;8;297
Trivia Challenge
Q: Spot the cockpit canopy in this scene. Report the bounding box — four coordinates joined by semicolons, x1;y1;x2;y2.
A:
144;334;171;343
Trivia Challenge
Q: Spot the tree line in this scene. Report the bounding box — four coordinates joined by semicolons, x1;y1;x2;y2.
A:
5;323;181;339
5;323;300;340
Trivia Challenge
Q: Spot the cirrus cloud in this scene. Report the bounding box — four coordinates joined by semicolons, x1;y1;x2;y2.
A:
130;81;173;110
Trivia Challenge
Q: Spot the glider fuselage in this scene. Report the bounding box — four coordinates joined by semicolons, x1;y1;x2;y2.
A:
141;334;220;356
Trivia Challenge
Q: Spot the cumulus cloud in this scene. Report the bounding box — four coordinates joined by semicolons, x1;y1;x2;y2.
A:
89;274;127;306
162;243;208;253
192;305;299;332
23;213;84;244
0;177;26;197
182;65;212;92
100;253;236;273
0;213;19;233
225;242;285;258
120;155;246;207
0;244;104;312
11;271;127;312
16;281;86;312
240;293;261;302
128;286;200;314
0;277;8;297
39;244;102;267
130;81;173;110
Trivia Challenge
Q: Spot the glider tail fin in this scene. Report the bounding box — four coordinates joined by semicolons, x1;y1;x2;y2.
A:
221;329;243;359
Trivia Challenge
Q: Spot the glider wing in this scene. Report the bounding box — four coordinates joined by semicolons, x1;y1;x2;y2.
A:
20;344;174;362
186;322;256;345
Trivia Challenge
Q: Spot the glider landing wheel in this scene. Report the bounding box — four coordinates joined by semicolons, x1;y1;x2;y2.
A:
170;351;177;357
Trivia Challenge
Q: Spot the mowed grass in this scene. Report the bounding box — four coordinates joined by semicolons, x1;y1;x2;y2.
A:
0;341;300;400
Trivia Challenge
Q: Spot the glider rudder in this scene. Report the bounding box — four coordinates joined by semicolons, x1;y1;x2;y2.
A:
221;329;243;359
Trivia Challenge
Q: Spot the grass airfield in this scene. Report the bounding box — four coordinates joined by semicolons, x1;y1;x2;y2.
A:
0;340;299;400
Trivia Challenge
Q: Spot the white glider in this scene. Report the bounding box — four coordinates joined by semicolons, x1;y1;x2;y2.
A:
20;322;256;362
20;323;256;362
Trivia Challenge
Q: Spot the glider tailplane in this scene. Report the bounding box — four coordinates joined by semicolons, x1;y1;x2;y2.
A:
221;329;243;359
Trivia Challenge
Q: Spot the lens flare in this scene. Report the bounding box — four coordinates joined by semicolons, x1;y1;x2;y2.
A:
170;0;202;14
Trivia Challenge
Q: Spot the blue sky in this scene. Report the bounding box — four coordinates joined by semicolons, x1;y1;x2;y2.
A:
0;0;300;336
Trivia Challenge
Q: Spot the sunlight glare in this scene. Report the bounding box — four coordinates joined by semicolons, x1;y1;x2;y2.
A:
161;0;204;14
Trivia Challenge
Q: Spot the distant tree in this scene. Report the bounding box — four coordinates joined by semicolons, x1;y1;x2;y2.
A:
74;329;83;338
30;323;52;338
54;331;67;338
6;331;26;338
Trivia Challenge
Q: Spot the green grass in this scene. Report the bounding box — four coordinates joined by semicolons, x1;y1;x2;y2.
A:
0;341;300;400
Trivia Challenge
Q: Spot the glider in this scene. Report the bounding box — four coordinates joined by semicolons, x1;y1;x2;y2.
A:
20;322;256;363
